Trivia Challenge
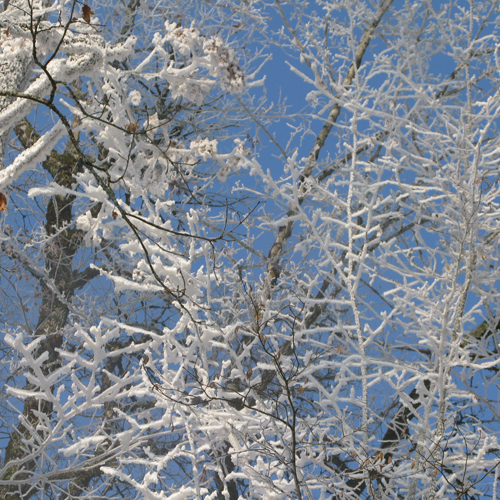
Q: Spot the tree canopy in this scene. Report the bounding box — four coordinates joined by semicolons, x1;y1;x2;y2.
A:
1;0;500;499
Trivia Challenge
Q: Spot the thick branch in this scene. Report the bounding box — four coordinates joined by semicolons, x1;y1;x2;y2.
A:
265;0;394;295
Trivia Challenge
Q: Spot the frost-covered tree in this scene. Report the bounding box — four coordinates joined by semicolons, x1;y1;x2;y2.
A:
2;0;500;499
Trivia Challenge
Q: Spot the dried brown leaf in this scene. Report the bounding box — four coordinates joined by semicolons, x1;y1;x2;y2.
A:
127;122;140;133
0;193;7;211
82;4;94;23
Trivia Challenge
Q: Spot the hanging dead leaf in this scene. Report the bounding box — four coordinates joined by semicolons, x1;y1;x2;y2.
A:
336;346;343;354
82;4;94;23
0;193;7;211
127;122;140;133
411;459;415;469
111;211;118;220
246;368;253;379
253;302;263;323
297;387;305;394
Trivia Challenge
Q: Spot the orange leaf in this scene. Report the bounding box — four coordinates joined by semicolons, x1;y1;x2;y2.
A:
0;193;7;211
82;4;94;23
336;346;343;354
